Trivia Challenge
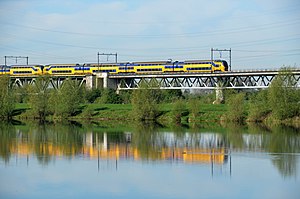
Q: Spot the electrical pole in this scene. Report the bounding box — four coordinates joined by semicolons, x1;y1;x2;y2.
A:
211;48;232;71
97;52;118;64
4;56;29;66
97;52;118;74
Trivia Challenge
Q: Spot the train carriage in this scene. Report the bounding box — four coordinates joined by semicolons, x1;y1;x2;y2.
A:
0;65;10;75
44;64;77;75
133;61;166;73
0;59;228;76
183;60;227;73
89;63;119;74
9;65;43;76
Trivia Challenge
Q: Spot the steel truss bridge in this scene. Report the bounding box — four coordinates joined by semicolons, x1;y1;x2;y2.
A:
112;70;300;90
10;75;87;90
7;69;300;90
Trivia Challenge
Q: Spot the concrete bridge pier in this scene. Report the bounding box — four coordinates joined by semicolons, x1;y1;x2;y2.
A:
213;82;225;104
94;73;118;90
86;75;95;89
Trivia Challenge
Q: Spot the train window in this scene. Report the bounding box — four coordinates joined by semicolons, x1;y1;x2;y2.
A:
137;68;162;72
119;66;134;70
187;67;211;71
52;70;72;73
99;69;116;72
13;71;32;74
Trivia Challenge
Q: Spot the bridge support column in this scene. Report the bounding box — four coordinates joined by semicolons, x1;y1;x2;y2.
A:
96;73;117;90
213;83;224;104
86;75;95;89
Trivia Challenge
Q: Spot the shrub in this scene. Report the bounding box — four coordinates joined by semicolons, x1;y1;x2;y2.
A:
131;84;161;121
85;88;101;103
247;89;271;121
172;99;187;123
188;98;201;121
0;76;15;120
226;92;245;123
27;76;51;121
119;90;132;104
51;79;81;117
268;68;300;120
96;88;122;104
160;90;183;103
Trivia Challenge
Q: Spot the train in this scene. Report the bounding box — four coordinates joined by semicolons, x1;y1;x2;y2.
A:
0;59;228;76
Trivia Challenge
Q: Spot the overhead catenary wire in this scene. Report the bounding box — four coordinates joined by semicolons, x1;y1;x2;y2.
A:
2;31;300;52
0;18;299;38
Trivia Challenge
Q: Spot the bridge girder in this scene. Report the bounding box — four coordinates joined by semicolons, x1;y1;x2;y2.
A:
9;76;87;90
113;71;300;90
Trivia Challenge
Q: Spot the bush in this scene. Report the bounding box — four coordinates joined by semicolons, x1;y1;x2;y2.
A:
15;86;29;103
119;90;132;104
160;90;183;103
0;76;15;120
96;88;122;104
248;89;271;121
51;79;81;117
131;85;161;121
226;92;245;123
188;98;201;121
27;76;51;121
85;88;101;103
171;99;187;123
81;105;94;119
268;68;300;120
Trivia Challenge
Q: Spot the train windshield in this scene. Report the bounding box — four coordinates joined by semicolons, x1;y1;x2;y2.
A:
222;61;229;71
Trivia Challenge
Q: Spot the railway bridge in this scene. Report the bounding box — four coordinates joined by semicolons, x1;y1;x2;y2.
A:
8;69;300;91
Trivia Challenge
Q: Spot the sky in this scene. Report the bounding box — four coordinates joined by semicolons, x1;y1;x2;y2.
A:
0;0;299;70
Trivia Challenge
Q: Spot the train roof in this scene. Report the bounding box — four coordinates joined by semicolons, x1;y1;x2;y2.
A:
10;65;43;68
47;63;79;66
184;59;226;63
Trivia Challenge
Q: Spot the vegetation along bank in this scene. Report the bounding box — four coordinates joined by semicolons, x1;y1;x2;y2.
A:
0;68;299;126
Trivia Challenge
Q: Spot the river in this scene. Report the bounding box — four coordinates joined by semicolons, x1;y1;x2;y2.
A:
0;121;299;199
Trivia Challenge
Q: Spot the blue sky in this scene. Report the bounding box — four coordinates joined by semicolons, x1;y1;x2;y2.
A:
0;0;299;69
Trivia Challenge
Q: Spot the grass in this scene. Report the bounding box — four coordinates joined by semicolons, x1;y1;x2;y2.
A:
74;103;133;120
13;103;31;117
13;102;229;124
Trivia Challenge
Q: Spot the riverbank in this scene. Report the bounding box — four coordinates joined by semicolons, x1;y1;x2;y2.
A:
13;103;227;122
12;103;300;128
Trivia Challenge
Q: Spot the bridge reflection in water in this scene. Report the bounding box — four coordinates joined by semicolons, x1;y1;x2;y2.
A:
6;131;230;173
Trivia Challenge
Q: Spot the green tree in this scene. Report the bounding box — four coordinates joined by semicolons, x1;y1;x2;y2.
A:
248;89;271;121
51;79;81;117
0;76;15;120
85;88;101;103
226;92;245;123
96;88;122;104
131;83;161;121
15;85;29;103
27;76;51;121
160;90;183;103
119;90;132;104
188;98;201;122
172;99;187;124
268;68;300;120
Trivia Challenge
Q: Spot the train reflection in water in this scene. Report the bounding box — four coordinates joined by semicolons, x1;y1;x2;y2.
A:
7;131;229;166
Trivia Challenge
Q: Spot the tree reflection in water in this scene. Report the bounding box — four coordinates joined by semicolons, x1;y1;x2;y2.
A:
0;121;299;178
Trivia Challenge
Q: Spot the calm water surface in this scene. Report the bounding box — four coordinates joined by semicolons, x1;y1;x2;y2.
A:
0;122;299;199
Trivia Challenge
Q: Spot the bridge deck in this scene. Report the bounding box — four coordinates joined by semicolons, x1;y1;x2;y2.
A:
108;70;300;78
6;69;300;90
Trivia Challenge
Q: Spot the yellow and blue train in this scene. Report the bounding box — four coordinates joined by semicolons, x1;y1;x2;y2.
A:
0;59;228;76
